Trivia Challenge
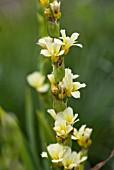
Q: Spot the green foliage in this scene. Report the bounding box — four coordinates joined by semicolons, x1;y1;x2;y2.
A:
0;107;36;170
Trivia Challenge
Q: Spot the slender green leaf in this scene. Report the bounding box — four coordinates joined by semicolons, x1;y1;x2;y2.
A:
0;107;34;170
37;111;55;143
25;88;42;170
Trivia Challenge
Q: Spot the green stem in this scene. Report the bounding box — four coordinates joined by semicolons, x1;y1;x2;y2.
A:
79;149;88;170
79;164;85;170
53;97;67;113
53;59;67;112
63;136;72;148
53;58;65;84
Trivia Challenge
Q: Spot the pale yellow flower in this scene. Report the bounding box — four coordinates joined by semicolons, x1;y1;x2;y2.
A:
53;119;73;139
62;147;77;169
47;143;65;163
71;82;86;98
37;37;53;48
59;68;86;99
40;38;64;62
50;0;61;19
27;71;49;93
47;107;79;125
62;147;87;169
60;29;82;54
50;1;61;13
39;0;50;8
72;125;92;148
56;107;79;125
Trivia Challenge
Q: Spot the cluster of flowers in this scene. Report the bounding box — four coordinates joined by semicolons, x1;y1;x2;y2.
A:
27;30;84;99
38;29;82;63
41;107;92;169
27;0;93;169
39;0;61;20
41;144;87;169
48;68;86;99
27;30;92;169
48;107;92;146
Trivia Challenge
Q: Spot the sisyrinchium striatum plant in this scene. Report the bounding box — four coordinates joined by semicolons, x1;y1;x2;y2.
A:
27;0;92;169
1;1;114;170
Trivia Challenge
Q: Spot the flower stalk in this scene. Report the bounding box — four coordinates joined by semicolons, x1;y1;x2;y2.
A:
27;0;93;169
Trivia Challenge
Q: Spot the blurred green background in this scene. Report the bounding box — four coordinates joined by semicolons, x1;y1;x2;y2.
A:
0;0;114;169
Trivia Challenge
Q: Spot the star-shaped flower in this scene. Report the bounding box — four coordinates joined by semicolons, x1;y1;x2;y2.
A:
60;29;82;54
40;38;65;63
59;68;86;99
72;125;92;148
62;147;87;169
54;119;73;139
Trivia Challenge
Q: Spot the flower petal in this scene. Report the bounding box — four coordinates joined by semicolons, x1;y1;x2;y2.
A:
40;49;51;57
71;33;79;41
79;125;86;136
73;82;86;90
73;43;83;48
37;37;53;48
71;91;80;98
67;125;73;133
54;38;64;45
73;114;79;124
56;112;64;120
63;107;73;119
37;84;49;93
41;152;48;158
47;74;55;84
79;156;87;163
60;29;66;40
71;135;77;140
47;109;56;120
27;71;45;88
73;74;79;79
58;50;65;56
52;159;63;163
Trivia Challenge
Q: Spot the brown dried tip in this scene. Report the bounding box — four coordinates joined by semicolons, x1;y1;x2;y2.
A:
91;150;114;170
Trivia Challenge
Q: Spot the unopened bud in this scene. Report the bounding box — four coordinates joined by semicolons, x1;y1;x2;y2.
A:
39;0;50;8
51;86;58;96
58;92;65;99
50;1;61;19
44;8;52;18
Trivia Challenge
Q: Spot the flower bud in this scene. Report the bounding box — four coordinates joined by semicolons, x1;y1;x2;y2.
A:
58;92;65;99
51;85;58;96
39;0;50;8
48;74;55;84
44;8;52;18
50;1;61;19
